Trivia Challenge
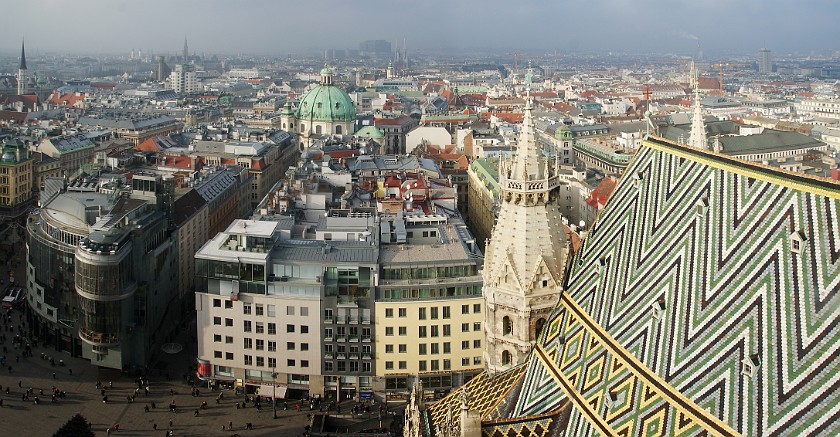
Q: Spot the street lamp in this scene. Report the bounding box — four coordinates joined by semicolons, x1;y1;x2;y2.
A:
272;367;278;419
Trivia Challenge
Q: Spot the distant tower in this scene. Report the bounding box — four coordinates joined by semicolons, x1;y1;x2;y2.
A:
386;60;394;79
183;37;189;64
482;90;570;374
688;61;708;150
758;48;772;74
17;39;28;95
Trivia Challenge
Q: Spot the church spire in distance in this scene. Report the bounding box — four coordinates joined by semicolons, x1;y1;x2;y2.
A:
687;60;708;150
19;39;27;70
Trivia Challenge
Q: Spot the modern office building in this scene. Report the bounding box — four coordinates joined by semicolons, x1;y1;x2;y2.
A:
758;48;772;74
26;174;181;368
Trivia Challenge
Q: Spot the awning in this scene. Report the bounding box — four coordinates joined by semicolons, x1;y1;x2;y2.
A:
258;384;287;399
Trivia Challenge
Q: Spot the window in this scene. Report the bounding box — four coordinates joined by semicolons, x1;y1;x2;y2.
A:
287;359;295;367
225;300;233;309
287;306;295;316
385;326;394;337
300;307;308;317
325;362;333;372
256;339;264;350
301;343;309;351
337;362;346;372
473;322;481;331
301;326;309;334
267;305;276;317
225;318;233;327
461;340;469;349
225;352;234;360
418;361;427;371
502;350;512;365
256;356;264;367
256;322;264;334
399;361;407;370
386;344;394;353
301;360;309;368
244;355;253;366
385;308;394;318
462;323;469;332
213;317;221;326
419;344;427;355
244;321;252;332
256;305;264;316
431;307;438;319
243;304;252;315
268;323;276;335
443;342;451;354
473;339;481;348
225;336;233;344
431;326;439;337
244;338;253;349
398;327;407;336
213;334;222;343
399;344;407;353
503;316;512;335
473;304;481;313
443;325;451;336
268;341;276;352
287;342;295;350
268;357;276;368
431;343;439;354
443;359;451;370
462;304;469;314
386;361;394;370
473;356;481;365
462;357;470;366
287;324;295;333
214;350;222;358
398;308;407;317
213;299;221;307
419;326;427;338
443;306;451;319
324;309;333;321
419;308;426;320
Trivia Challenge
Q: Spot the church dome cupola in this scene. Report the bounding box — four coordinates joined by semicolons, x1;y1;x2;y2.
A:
320;64;333;86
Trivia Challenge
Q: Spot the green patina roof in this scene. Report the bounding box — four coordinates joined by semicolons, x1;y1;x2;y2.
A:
355;125;385;140
296;84;356;122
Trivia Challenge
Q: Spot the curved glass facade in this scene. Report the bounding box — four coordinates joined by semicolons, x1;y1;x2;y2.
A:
75;240;136;346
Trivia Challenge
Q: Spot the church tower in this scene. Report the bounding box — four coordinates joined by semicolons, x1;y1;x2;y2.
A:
687;60;708;150
17;39;28;95
482;90;570;374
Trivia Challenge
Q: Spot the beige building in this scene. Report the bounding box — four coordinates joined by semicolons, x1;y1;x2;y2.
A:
0;140;34;219
374;215;485;398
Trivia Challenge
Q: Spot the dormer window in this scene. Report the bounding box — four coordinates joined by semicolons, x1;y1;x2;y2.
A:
651;298;665;321
741;353;761;378
695;197;708;217
632;171;643;188
789;231;806;254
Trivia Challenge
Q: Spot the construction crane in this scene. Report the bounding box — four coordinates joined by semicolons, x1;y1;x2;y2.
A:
710;63;727;93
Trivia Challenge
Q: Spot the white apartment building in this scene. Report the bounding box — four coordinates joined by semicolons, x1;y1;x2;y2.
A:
794;98;840;121
167;64;200;94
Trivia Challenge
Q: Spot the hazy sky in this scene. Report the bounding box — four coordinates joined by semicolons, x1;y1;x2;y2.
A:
3;0;839;56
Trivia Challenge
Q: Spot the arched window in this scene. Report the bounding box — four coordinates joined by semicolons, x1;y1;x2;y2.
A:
534;318;546;339
300;123;306;133
336;125;342;135
503;316;513;336
501;350;512;365
316;125;322;135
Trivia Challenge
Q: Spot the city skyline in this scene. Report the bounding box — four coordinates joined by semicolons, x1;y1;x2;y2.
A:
2;0;839;56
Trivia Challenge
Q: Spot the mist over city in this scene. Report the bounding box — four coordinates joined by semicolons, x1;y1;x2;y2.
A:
0;1;838;437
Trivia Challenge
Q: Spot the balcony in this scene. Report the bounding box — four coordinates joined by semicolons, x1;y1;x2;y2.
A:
349;353;360;360
79;327;120;347
324;316;334;324
324;335;333;342
349;336;359;343
336;335;346;342
362;353;373;360
324;352;334;359
362;336;372;343
336;354;346;360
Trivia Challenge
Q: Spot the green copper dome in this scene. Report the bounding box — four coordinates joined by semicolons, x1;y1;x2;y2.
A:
356;125;385;140
296;66;356;123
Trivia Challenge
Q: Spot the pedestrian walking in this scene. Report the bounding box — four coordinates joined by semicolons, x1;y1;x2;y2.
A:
153;423;157;430
52;371;56;379
194;408;199;416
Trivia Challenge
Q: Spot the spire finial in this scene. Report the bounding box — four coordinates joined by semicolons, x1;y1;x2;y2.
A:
19;39;27;70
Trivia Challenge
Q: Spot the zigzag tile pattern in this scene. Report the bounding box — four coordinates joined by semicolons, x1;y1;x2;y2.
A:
521;138;840;436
